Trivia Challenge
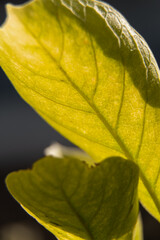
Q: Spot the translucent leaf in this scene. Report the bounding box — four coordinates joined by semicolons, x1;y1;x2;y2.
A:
133;215;143;240
1;0;160;220
6;156;139;240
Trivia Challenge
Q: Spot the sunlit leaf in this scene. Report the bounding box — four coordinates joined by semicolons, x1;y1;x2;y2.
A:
133;214;143;240
1;0;160;220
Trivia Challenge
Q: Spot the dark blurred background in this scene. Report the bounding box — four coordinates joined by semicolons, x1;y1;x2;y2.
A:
0;0;160;239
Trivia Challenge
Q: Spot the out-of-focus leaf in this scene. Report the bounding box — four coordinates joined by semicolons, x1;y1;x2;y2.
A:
6;156;139;240
116;215;143;240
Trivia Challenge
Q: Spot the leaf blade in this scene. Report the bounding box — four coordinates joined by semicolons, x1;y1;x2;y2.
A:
6;156;139;240
1;0;160;220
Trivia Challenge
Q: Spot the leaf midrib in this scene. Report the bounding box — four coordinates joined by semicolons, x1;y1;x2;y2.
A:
19;15;160;215
54;162;94;240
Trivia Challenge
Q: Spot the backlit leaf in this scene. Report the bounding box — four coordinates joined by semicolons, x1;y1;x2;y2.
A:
1;0;160;220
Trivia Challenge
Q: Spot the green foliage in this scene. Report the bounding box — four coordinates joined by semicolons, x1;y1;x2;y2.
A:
6;156;139;240
134;216;143;240
0;0;160;239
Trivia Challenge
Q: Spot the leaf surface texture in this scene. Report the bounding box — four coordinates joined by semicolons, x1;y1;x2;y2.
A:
0;0;160;220
6;156;139;240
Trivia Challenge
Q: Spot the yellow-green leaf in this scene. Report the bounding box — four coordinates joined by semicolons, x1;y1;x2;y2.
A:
6;156;139;240
1;0;160;220
116;214;143;240
133;215;143;240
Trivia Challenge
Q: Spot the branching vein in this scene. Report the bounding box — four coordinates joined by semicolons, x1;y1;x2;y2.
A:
17;14;160;214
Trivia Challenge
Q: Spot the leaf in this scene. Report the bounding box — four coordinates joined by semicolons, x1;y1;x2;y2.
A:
133;215;143;240
116;214;143;240
6;156;139;240
0;0;160;220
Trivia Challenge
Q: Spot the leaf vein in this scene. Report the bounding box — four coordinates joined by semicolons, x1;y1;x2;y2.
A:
135;102;147;160
56;8;65;63
89;33;99;99
115;61;126;130
12;70;94;114
89;167;105;223
19;14;160;214
54;162;94;240
21;16;131;158
11;68;123;153
38;107;123;153
153;164;160;186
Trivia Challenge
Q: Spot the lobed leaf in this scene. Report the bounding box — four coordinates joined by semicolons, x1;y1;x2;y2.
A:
0;0;160;220
6;156;139;240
